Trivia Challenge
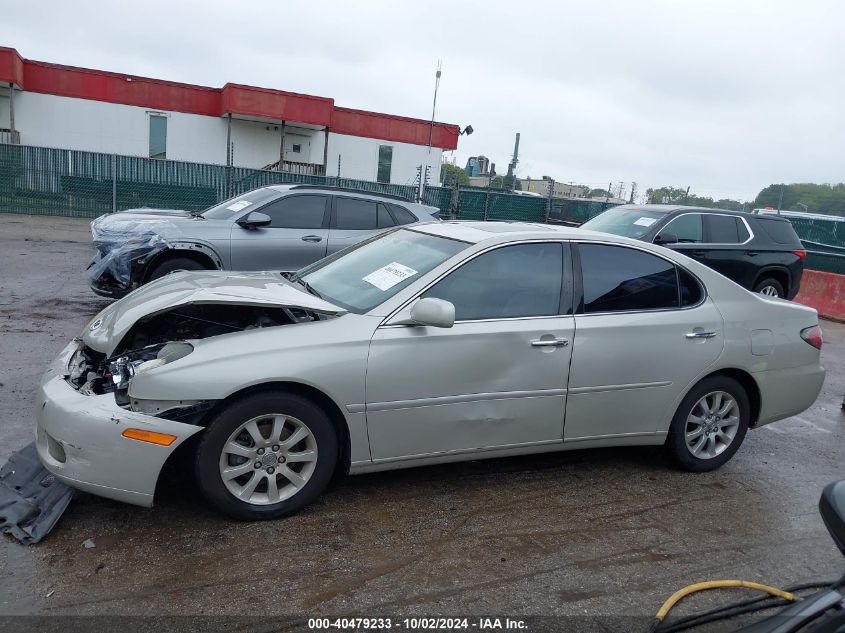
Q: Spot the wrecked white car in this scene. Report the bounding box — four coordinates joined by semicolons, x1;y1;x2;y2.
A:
37;223;825;519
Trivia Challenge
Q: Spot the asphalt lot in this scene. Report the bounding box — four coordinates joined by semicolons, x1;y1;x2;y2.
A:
1;212;844;621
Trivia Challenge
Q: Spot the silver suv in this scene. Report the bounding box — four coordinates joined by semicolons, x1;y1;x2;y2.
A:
87;185;440;298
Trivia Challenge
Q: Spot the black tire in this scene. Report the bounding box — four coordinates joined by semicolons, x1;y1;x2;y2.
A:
753;277;785;298
146;256;207;282
194;392;338;520
665;375;750;472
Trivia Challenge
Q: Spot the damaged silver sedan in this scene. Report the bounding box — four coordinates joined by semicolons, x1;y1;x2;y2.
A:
37;222;825;519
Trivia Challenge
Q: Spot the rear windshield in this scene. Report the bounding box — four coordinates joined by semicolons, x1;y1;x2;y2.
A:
580;208;668;238
201;188;279;219
757;218;802;245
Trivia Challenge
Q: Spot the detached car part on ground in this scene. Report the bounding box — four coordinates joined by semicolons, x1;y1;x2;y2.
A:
87;184;439;298
580;204;806;299
39;222;825;520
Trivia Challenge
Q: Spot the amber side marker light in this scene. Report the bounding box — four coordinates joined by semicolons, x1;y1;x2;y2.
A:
122;428;178;446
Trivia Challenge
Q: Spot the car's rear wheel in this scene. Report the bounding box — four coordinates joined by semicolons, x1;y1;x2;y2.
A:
665;376;750;472
147;256;207;282
194;392;338;520
754;277;785;298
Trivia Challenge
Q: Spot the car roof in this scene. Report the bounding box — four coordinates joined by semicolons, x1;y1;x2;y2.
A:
267;184;421;205
411;220;618;244
611;203;788;222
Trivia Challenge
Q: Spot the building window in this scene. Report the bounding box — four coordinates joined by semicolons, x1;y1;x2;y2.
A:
292;144;301;154
377;145;393;183
149;114;167;159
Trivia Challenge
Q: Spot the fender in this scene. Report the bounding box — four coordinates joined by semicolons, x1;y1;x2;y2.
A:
752;264;792;293
142;240;225;282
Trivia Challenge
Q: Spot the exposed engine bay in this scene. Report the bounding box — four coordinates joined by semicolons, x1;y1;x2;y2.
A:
67;304;328;416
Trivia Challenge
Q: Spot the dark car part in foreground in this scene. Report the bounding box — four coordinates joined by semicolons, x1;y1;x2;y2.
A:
646;480;845;632
87;185;439;298
581;205;806;299
0;442;74;544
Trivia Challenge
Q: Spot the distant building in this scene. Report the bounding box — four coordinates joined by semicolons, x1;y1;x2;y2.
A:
0;46;459;185
465;155;492;177
520;177;588;199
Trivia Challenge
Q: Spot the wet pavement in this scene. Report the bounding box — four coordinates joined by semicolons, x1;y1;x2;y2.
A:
1;213;844;619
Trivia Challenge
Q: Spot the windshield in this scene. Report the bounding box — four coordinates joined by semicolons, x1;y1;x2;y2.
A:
300;229;468;313
201;188;279;220
580;208;668;238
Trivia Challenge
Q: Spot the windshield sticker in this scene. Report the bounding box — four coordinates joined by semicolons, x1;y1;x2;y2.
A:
633;216;657;227
226;200;253;212
362;262;418;291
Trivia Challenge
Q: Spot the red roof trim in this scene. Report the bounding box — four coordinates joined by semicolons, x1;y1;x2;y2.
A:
2;47;459;149
0;47;25;88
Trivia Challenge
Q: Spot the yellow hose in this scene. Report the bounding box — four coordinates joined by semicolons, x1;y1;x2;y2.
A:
655;580;795;623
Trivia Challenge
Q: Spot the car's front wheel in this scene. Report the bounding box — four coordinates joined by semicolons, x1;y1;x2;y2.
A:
665;375;750;472
194;392;338;520
147;256;207;282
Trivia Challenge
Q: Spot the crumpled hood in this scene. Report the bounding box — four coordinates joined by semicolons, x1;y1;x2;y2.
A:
83;270;346;356
91;209;201;243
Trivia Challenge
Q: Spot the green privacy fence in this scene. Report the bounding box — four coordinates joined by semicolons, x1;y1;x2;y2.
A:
784;214;845;275
0;143;617;224
0;143;419;218
422;185;617;224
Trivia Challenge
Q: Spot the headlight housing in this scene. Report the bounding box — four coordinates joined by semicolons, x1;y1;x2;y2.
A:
108;342;194;390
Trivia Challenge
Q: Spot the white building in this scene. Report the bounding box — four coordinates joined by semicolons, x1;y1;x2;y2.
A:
0;46;459;185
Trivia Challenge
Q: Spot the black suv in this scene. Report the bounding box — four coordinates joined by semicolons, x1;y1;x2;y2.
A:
580;204;806;299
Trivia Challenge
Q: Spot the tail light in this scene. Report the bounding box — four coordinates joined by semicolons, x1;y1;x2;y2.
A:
792;249;807;260
801;325;823;349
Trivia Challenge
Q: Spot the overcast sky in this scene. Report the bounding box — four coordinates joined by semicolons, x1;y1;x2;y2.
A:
3;1;844;201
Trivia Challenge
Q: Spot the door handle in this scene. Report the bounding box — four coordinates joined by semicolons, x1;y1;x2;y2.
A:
685;331;717;339
747;250;759;257
691;250;707;257
301;235;323;243
531;338;569;347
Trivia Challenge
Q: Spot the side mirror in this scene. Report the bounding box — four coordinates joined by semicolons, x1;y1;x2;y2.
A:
237;211;272;229
655;233;678;245
392;298;455;328
820;480;845;556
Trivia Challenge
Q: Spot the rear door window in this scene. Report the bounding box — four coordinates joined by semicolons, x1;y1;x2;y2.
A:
578;244;680;313
336;198;378;230
377;204;396;228
706;214;740;243
736;218;750;242
389;205;418;225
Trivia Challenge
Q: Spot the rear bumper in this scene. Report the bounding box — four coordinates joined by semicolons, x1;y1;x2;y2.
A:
35;341;203;507
754;362;825;426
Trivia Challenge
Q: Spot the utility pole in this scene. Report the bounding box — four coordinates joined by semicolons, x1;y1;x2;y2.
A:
427;60;442;155
684;186;690;204
605;182;612;204
629;181;638;204
777;185;784;215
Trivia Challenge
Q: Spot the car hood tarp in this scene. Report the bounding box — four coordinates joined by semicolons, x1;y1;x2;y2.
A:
83;270;346;356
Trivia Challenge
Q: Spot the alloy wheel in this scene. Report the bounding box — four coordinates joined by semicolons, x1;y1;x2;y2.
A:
218;414;318;505
758;285;780;297
684;391;740;459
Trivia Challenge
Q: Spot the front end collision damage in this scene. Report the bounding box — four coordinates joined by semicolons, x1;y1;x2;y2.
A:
38;277;346;506
86;212;222;297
